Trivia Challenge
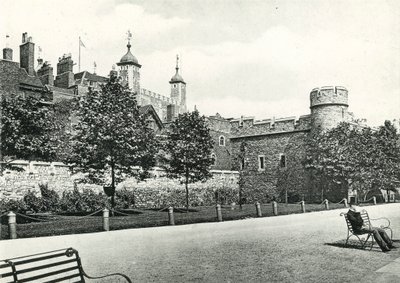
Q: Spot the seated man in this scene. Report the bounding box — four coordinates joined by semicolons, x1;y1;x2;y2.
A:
347;204;394;252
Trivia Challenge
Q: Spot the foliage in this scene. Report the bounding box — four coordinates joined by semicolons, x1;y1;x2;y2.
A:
58;188;108;213
51;98;78;161
67;74;158;206
0;198;27;214
0;96;57;173
39;183;60;212
122;176;238;208
23;191;43;213
163;110;214;210
305;121;400;201
115;188;136;209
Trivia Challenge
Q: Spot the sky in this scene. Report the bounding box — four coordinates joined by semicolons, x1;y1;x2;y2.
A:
1;0;399;126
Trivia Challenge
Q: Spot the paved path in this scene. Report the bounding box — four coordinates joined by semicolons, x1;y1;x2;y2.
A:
1;204;400;282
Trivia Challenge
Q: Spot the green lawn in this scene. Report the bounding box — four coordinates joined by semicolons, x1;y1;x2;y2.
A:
0;202;379;240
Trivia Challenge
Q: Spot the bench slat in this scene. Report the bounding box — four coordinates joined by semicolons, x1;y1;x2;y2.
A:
15;258;78;276
42;272;83;283
17;266;79;283
12;251;68;266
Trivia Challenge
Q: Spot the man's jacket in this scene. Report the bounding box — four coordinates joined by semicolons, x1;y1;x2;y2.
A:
347;209;364;232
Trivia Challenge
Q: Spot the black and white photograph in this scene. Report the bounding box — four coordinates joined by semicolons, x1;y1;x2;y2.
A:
0;0;399;282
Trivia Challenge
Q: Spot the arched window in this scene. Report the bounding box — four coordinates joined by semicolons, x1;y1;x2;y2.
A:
219;135;225;146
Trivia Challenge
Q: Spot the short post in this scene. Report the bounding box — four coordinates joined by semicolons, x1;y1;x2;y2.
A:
300;201;306;213
216;204;222;222
8;212;17;239
103;208;109;231
255;202;262;217
272;201;278;216
324;199;329;210
168;207;175;225
343;198;348;208
373;196;377;205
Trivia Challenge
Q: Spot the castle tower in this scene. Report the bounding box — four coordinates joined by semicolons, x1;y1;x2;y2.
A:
116;31;141;95
169;55;187;115
310;86;349;131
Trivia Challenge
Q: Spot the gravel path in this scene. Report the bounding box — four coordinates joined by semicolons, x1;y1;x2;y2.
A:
1;203;399;282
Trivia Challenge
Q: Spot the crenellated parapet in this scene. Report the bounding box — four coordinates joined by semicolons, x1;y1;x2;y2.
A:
230;115;311;137
310;86;349;131
310;86;348;108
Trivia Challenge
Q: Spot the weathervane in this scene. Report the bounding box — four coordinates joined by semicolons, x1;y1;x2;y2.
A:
176;54;179;69
127;30;133;43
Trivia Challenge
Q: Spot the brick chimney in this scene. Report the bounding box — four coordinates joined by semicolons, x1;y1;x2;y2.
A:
2;48;12;60
19;32;35;76
37;61;54;86
54;54;75;88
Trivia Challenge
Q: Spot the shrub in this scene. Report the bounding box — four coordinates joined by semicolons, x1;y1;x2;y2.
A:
40;183;60;212
0;198;27;214
23;191;43;212
59;188;108;213
115;189;135;209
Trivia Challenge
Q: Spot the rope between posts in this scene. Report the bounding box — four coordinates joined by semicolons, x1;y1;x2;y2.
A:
13;212;52;222
109;209;132;216
0;211;9;218
157;207;169;212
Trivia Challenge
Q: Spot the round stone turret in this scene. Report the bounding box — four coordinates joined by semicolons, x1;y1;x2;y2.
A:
310;86;349;131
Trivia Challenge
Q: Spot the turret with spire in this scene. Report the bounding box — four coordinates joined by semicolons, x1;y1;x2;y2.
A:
169;54;187;114
116;30;141;94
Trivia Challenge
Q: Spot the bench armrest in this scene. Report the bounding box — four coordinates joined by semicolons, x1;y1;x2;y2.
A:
370;217;391;229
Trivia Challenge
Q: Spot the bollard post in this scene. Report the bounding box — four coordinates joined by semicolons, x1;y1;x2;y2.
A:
8;212;17;239
373;196;377;205
324;199;329;210
103;208;109;231
300;201;306;213
168;207;175;225
272;201;278;216
255;202;262;217
216;204;222;222
343;198;348;208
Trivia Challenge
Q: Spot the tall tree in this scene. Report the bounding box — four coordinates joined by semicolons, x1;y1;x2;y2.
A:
68;75;158;207
164;110;214;211
0;96;56;174
305;122;400;202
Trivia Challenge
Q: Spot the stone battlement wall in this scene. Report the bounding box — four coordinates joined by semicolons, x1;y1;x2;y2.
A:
310;86;348;108
230;115;311;137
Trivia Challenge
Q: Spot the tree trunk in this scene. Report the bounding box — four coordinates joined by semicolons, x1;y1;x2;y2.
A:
185;168;189;212
111;162;115;209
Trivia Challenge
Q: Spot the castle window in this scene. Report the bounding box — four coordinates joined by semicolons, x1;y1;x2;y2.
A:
174;84;177;88
219;136;225;146
280;154;286;168
258;155;265;171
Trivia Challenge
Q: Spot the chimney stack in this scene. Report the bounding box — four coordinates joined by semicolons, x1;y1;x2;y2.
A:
54;54;75;88
3;48;13;60
19;32;35;76
37;61;54;86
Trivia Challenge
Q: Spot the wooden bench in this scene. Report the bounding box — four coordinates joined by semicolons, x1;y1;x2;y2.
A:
0;247;132;282
340;209;393;250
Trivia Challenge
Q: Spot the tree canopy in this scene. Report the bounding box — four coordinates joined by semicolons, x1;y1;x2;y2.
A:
0;96;57;173
68;75;158;206
164;110;214;210
305;121;400;201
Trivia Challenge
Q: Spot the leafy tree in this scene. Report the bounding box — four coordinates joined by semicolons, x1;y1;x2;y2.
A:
164;110;214;211
67;75;158;207
0;96;56;174
305;121;400;202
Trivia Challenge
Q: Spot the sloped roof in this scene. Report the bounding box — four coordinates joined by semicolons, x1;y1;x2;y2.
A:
139;104;163;130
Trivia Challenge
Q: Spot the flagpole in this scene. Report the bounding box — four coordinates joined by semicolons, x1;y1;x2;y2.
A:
79;36;81;72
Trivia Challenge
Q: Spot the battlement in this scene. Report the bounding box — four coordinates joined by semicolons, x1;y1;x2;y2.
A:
230;114;311;137
141;88;171;104
310;86;348;108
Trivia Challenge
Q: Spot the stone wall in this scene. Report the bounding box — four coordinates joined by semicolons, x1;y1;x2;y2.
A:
0;161;74;199
231;130;310;202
